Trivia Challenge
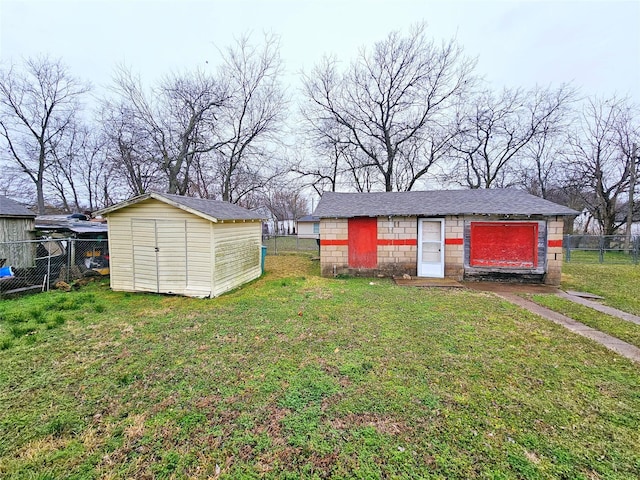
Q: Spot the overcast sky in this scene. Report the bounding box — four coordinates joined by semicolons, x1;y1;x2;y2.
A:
1;0;639;102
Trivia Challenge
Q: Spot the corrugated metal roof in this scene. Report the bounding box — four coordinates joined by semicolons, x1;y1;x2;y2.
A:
97;192;263;222
0;195;36;218
313;189;579;218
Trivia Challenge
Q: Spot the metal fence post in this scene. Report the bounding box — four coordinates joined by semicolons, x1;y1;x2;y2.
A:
598;236;605;263
565;235;571;262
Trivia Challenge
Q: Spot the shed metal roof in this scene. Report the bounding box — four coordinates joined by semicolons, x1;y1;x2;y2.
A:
313;189;579;218
0;195;36;218
97;192;263;222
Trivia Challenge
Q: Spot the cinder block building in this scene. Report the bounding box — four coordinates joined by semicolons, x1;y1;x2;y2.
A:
313;189;577;285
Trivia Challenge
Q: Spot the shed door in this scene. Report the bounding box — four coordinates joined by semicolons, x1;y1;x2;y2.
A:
132;219;159;292
470;222;538;268
418;219;444;278
348;217;377;268
132;219;187;293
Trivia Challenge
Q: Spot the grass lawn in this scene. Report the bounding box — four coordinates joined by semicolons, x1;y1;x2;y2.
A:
564;250;638;265
0;255;639;479
529;295;640;350
561;263;640;315
263;236;319;255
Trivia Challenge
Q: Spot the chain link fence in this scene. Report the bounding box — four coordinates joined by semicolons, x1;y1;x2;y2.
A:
262;235;320;255
0;238;110;298
564;235;639;265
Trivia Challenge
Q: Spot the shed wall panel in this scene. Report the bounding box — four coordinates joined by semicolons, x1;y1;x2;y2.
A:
212;222;261;297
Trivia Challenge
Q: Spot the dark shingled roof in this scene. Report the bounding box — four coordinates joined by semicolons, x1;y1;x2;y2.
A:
313;189;579;218
298;215;320;222
0;195;36;218
97;192;263;221
160;193;263;221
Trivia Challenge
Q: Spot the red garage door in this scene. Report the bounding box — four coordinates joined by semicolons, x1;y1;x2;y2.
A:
470;222;538;268
348;217;377;268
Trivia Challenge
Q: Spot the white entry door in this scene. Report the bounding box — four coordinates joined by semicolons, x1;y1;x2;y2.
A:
417;218;444;278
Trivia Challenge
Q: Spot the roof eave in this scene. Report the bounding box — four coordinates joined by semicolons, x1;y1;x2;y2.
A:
96;192;263;223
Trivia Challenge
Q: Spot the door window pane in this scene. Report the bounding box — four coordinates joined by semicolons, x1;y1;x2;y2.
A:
422;242;441;263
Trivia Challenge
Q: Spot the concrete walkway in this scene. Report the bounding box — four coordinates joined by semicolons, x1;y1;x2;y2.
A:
556;291;640;326
497;292;640;364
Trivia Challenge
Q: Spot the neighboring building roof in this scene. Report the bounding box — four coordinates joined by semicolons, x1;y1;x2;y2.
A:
97;192;263;222
313;189;579;218
35;215;109;235
297;215;320;222
0;195;36;218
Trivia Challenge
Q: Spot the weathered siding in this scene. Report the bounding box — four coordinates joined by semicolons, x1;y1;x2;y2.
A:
106;199;215;297
0;217;35;268
185;219;213;297
211;222;262;297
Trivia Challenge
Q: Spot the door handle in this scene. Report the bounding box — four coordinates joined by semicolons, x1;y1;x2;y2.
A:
155;247;159;252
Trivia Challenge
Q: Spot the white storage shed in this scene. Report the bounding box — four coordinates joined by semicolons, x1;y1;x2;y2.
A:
98;192;264;298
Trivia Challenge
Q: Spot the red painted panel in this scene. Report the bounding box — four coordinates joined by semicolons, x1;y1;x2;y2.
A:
377;239;417;246
320;239;349;246
548;239;563;248
445;238;464;245
470;222;538;268
348;217;378;268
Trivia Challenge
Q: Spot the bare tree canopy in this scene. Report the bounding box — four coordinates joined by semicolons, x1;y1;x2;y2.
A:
447;84;577;189
262;182;309;222
301;23;475;192
206;33;288;203
0;56;90;213
563;96;639;235
104;66;228;196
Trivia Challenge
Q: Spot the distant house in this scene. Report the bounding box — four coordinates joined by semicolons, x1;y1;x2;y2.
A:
97;192;264;298
297;215;320;240
0;195;36;268
313;189;578;285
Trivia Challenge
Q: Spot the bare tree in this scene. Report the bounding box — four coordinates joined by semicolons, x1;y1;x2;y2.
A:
47;124;118;211
105;66;227;195
563;96;639;235
204;33;288;203
292;114;346;195
301;23;475;192
262;183;309;234
46;122;87;212
100;99;160;197
448;84;576;189
0;56;89;213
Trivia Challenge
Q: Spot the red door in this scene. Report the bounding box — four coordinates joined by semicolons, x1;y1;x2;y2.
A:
470;222;538;268
348;217;378;268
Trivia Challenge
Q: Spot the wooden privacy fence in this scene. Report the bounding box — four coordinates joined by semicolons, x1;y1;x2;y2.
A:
564;235;639;264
